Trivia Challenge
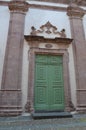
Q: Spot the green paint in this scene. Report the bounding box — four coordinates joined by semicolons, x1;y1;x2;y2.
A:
34;55;65;111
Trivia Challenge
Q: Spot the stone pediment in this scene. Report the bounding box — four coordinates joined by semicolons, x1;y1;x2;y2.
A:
30;21;67;38
24;21;72;49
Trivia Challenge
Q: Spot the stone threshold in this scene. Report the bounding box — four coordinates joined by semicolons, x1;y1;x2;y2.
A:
32;112;72;119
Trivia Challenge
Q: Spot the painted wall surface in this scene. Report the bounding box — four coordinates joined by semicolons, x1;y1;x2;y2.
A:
68;44;77;107
22;40;29;111
0;6;10;89
22;8;77;109
83;15;86;39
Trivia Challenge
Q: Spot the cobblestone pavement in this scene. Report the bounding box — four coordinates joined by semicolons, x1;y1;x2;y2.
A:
0;114;86;130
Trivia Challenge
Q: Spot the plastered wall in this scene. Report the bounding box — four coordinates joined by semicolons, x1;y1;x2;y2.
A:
83;14;86;39
0;6;10;89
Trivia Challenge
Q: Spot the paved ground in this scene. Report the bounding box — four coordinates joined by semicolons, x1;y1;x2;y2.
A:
0;113;86;130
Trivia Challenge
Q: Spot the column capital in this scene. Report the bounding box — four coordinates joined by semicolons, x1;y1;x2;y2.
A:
67;3;85;18
9;1;29;13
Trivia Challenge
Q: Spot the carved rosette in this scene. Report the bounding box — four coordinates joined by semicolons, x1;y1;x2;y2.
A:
67;3;85;18
9;1;29;13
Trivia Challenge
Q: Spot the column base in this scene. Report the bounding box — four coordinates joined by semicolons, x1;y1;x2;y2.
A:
76;107;86;113
0;90;22;116
0;106;22;116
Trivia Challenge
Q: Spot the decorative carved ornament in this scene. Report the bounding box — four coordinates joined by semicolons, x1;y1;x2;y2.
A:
25;21;73;49
30;21;66;38
45;44;53;48
9;1;29;12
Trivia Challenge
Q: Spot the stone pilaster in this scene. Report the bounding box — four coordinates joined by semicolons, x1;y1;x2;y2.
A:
0;1;28;116
67;3;86;112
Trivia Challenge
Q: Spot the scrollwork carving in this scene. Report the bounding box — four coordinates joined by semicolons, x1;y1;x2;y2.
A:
30;21;66;38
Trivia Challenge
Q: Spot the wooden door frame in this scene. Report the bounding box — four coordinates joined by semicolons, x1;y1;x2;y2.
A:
24;35;73;113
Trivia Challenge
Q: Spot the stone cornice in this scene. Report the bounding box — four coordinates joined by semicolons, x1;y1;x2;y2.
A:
24;35;73;45
0;0;86;6
22;0;86;6
29;4;67;12
0;1;86;14
24;35;72;52
67;3;85;18
0;1;67;12
9;1;29;12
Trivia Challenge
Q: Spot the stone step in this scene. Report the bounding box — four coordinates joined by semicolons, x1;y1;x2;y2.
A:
32;112;72;119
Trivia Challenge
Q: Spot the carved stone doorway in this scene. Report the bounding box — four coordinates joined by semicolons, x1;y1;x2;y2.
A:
24;22;73;113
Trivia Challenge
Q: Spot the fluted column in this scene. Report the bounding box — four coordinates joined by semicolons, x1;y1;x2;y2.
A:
0;1;28;116
67;3;86;112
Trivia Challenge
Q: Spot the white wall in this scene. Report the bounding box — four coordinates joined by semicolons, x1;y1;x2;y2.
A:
68;44;77;107
0;6;10;89
22;40;29;111
83;14;86;39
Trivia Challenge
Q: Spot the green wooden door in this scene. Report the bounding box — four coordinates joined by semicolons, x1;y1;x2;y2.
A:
34;55;65;111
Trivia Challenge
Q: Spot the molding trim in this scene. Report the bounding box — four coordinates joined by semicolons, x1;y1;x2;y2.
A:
29;4;67;12
0;1;67;12
0;1;86;13
29;0;86;6
24;35;72;45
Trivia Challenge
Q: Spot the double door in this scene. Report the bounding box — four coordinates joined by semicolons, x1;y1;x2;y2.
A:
34;54;65;111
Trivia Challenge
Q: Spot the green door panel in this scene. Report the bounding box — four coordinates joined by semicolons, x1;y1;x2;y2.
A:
34;55;65;111
49;65;64;110
34;64;49;110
